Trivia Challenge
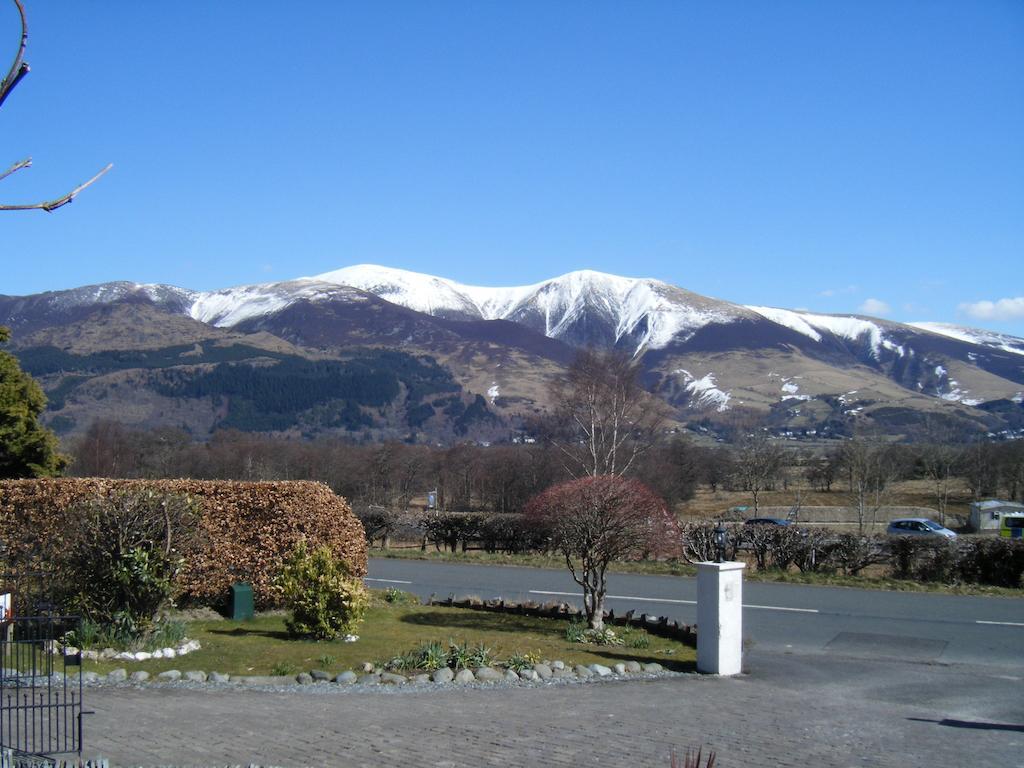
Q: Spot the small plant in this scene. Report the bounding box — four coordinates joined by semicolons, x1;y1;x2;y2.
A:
622;627;651;649
445;639;492;669
382;587;419;605
276;540;369;641
418;641;449;671
586;626;624;646
317;653;337;668
504;650;540;672
447;639;474;670
565;619;588;643
466;641;494;668
565;619;623;646
145;618;187;650
382;649;420;671
270;661;297;676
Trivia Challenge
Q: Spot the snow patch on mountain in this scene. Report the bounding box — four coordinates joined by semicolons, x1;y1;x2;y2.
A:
315;265;740;352
747;306;905;359
190;280;366;327
674;369;731;412
487;384;500;404
28;281;196;312
746;306;823;342
779;378;811;402
939;379;982;407
909;322;1024;357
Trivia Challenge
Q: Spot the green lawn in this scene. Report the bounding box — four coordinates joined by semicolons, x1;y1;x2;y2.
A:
76;601;696;678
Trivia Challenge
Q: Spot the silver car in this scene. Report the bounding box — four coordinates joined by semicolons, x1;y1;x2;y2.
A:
886;518;957;540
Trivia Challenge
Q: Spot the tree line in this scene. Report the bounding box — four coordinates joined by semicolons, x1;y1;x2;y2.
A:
66;418;1024;515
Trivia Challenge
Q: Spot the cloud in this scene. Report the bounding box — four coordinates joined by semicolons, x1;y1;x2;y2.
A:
859;298;891;316
819;284;859;297
958;297;1024;321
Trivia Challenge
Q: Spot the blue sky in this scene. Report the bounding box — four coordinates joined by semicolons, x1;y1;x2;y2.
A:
2;1;1022;334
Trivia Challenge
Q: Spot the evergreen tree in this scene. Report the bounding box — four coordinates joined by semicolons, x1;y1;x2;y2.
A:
0;326;67;477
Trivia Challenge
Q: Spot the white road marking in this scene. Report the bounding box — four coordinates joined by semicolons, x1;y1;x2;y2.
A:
528;590;818;613
365;578;413;585
744;604;819;614
976;620;1024;627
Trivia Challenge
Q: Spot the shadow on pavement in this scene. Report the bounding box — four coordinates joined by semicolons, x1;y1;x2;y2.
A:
908;718;1024;732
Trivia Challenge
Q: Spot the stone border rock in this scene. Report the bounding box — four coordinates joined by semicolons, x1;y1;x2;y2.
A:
59;639;202;664
78;658;672;689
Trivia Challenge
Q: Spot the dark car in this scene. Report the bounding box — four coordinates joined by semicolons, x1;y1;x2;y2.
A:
744;518;791;527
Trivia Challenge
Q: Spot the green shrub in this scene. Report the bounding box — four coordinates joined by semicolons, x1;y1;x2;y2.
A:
62;489;199;633
276;541;369;641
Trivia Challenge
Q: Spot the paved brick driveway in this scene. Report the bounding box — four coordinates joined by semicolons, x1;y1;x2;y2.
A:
84;652;1023;768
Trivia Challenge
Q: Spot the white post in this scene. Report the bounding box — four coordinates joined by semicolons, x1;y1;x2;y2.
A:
696;561;745;675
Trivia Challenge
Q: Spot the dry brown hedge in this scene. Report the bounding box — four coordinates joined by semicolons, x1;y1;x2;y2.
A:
0;478;367;609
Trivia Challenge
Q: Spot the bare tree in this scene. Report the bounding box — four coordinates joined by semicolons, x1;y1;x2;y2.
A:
838;437;897;534
525;475;677;630
1;0;110;212
918;442;963;527
549;349;665;478
730;433;785;514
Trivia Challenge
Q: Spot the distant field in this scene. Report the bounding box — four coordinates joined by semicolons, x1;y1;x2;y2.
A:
675;478;974;529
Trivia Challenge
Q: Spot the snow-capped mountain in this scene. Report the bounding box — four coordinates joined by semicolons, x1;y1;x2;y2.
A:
311;264;751;352
3;264;1024;442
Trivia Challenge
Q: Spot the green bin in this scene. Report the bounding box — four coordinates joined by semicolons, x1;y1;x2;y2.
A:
230;582;254;621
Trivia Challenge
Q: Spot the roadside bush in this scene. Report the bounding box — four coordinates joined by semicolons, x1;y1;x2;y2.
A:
956;538;1024;588
478;513;548;554
420;511;485;552
888;537;1024;587
679;522;742;564
828;533;887;576
276;541;369;641
790;528;833;573
678;522;719;564
888;537;956;583
354;505;403;548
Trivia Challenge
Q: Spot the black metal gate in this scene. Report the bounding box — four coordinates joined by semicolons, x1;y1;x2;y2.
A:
0;572;83;764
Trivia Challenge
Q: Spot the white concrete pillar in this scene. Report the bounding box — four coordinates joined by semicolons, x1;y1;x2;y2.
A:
696;561;745;675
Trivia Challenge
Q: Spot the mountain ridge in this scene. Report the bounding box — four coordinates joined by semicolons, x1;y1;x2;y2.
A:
2;265;1022;443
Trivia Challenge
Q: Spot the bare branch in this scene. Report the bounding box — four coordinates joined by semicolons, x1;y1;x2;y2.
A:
0;0;28;109
0;155;30;182
1;1;111;211
0;162;112;212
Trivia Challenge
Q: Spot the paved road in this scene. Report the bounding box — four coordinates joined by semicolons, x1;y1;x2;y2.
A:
84;652;1024;767
367;558;1024;667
